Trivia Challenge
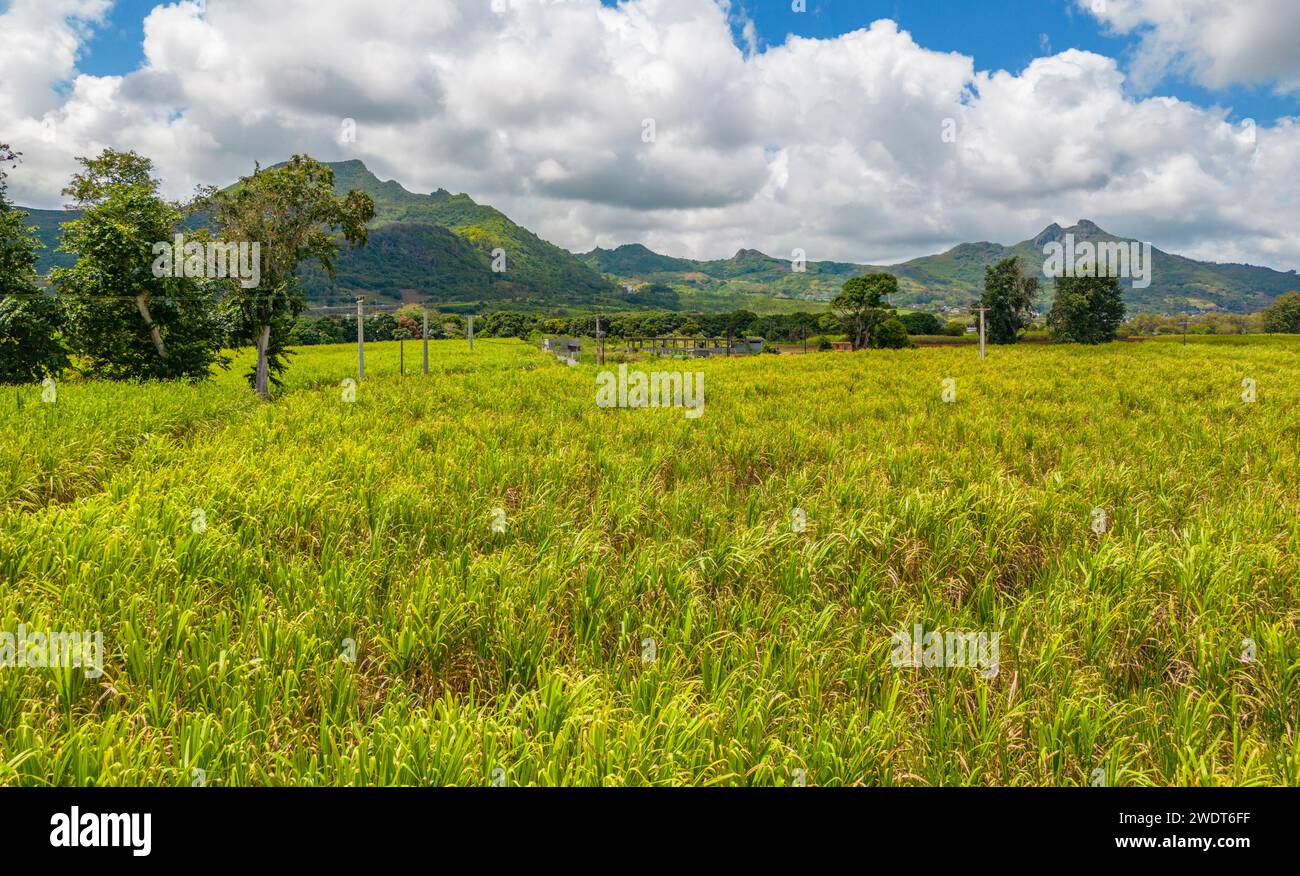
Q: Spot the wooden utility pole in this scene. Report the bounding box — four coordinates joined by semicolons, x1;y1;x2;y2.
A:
1183;315;1190;345
974;306;989;360
468;315;475;350
423;307;430;374
356;296;365;379
596;316;604;366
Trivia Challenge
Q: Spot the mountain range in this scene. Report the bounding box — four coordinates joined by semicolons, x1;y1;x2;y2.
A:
19;160;1298;315
581;220;1299;314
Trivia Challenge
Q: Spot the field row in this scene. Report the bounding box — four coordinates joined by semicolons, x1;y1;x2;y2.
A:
0;338;1296;784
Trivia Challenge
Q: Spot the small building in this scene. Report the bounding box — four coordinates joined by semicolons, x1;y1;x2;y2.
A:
543;337;582;355
623;336;765;358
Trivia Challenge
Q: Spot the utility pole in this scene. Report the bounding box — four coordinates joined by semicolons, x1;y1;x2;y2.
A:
468;315;474;350
595;315;604;366
803;326;807;354
1183;315;1190;345
423;307;430;374
974;306;989;360
356;296;365;379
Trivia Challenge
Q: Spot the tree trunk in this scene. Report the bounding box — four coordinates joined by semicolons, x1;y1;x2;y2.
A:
135;294;166;359
254;323;272;400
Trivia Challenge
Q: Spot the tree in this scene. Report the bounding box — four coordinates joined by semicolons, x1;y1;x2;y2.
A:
872;316;913;349
832;273;897;350
62;149;158;205
977;257;1038;344
211;156;375;399
480;310;532;339
1047;274;1126;344
366;312;397;341
0;143;69;384
1261;291;1300;333
898;311;942;335
441;313;466;338
723;309;758;337
52;150;226;381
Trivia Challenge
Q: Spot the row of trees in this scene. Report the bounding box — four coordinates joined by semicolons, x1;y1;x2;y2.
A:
828;257;1129;349
290;307;468;345
284;305;965;348
0;144;375;396
969;256;1126;345
1124;296;1300;336
972;256;1300;343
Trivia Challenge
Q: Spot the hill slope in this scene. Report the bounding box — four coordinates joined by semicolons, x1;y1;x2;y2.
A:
296;159;622;308
23;159;624;311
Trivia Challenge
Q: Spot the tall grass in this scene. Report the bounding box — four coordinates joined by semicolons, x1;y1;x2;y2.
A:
0;336;1296;785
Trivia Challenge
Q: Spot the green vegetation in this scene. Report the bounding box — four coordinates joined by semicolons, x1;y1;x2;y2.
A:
313;160;618;309
21;165;1300;318
581;243;864;308
1261;292;1300;334
51;150;228;383
976;257;1038;344
1048;274;1127;345
831;273;911;350
210;155;375;398
0;144;66;384
582;222;1300;315
1;336;1296;785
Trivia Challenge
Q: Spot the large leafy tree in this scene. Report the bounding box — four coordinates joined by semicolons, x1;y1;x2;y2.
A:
1047;274;1126;344
51;149;226;381
976;257;1038;344
1261;291;1300;333
211;156;374;399
0;144;69;384
832;273;897;350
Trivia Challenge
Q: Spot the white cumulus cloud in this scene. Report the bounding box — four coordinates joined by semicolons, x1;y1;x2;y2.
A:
1080;0;1300;94
0;0;1296;274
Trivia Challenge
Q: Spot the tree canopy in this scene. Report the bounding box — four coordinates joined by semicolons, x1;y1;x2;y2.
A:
210;156;375;398
1047;274;1126;344
832;273;898;350
977;257;1038;344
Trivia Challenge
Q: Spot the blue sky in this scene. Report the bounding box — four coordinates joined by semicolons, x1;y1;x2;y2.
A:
72;0;1296;124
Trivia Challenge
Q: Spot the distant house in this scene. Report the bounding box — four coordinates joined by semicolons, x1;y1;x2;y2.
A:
832;340;853;351
543;337;581;355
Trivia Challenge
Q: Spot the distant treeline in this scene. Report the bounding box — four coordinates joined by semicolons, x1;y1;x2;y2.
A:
290;306;968;345
1123;298;1300;335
